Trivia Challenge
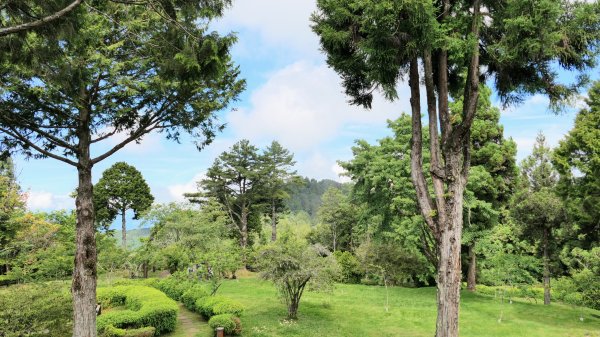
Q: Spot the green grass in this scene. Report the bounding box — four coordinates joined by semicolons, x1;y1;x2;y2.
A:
211;277;600;337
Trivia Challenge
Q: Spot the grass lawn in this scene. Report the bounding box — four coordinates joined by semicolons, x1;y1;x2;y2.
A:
212;277;600;337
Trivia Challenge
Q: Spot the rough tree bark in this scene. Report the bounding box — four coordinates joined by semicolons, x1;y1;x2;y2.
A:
271;201;277;242
121;209;127;249
467;244;477;291
240;206;248;248
543;228;551;305
72;109;97;337
407;2;481;336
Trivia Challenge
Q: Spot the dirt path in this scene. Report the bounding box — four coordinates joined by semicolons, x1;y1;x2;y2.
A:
165;303;211;337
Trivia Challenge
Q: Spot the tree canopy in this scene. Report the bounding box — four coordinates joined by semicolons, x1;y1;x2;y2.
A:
94;162;154;248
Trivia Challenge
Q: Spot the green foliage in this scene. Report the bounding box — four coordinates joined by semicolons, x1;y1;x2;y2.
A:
286;178;342;219
256;237;340;319
195;295;244;318
94;162;154;234
181;284;209;311
0;284;72;337
208;313;241;335
100;325;155;337
553;80;600;248
0;157;24;262
155;276;194;301
314;186;357;252
97;285;178;336
333;251;363;284
0;1;245;163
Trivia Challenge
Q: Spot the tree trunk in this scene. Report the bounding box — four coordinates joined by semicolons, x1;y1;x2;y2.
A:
72;106;97;337
72;158;97;336
467;243;477;291
271;200;277;242
435;181;465;337
142;262;148;278
288;296;299;320
240;206;248;248
543;228;551;305
121;209;127;249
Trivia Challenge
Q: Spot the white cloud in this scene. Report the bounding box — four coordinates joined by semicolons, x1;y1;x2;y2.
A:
167;172;205;202
331;163;351;183
227;61;405;153
26;190;73;210
216;0;319;57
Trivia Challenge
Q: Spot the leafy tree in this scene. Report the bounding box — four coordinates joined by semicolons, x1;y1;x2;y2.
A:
0;1;234;36
191;140;265;248
315;186;356;252
261;141;300;241
513;133;566;305
0;1;244;334
340;115;436;267
312;1;599;334
94;162;154;249
0;157;25;274
257;237;339;319
461;86;518;290
285;178;341;219
553;80;600;249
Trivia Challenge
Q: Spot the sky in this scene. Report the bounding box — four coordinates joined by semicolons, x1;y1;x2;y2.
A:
12;0;599;227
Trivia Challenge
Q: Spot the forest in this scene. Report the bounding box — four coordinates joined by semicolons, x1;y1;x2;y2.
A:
1;1;600;337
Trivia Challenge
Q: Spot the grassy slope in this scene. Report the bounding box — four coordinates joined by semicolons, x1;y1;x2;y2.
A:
216;278;600;337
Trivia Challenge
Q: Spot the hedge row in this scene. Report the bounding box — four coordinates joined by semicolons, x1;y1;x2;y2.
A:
475;284;545;302
151;275;244;335
97;285;178;337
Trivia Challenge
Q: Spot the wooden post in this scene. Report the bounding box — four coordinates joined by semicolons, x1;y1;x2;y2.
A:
216;327;224;337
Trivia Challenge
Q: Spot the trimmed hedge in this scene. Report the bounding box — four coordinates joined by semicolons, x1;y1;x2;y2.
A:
97;285;178;336
181;284;209;311
208;314;241;335
101;325;155;337
475;284;544;302
155;277;194;301
149;275;244;334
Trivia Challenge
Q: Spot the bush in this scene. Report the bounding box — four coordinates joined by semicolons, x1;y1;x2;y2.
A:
97;285;178;336
208;314;241;335
554;269;600;310
181;284;209;311
101;325;156;337
0;284;73;337
333;251;364;284
0;274;17;286
155;277;193;301
212;298;245;316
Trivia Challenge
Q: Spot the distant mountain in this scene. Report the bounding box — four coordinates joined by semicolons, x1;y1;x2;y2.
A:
286;178;343;219
113;228;151;249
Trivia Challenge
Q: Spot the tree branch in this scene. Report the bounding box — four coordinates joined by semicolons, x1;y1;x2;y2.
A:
0;0;83;37
0;127;78;166
408;57;438;238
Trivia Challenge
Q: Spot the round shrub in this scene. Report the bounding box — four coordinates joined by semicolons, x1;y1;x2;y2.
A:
156;277;193;301
208;314;241;335
181;284;209;311
212;298;245;316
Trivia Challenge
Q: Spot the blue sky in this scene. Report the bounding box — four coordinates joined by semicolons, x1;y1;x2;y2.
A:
13;0;598;227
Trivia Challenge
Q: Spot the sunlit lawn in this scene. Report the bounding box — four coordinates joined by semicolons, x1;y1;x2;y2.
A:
211;277;600;337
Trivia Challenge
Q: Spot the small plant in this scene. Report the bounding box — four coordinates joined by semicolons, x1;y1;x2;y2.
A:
208;314;241;335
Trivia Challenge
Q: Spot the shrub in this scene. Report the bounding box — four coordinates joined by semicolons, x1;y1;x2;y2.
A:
155;277;193;301
333;251;364;284
212;298;245;316
554;269;600;310
0;284;72;337
181;284;209;311
101;325;156;337
97;285;178;336
0;274;17;286
208;314;241;335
